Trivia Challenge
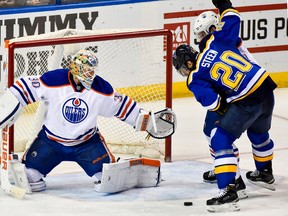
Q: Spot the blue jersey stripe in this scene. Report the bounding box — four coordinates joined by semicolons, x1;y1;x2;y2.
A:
115;95;127;117
20;78;36;103
122;101;136;121
0;103;21;126
11;85;29;105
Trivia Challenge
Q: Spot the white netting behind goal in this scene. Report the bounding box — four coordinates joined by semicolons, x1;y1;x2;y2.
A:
3;29;173;160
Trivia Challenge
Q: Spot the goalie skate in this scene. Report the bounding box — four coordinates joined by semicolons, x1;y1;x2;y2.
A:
29;179;46;192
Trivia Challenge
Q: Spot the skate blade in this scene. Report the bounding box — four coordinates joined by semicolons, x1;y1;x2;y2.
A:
248;180;276;191
237;189;248;199
207;202;240;213
203;180;217;184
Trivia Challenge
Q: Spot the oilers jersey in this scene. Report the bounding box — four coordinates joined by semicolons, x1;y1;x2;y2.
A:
10;69;141;146
187;8;269;111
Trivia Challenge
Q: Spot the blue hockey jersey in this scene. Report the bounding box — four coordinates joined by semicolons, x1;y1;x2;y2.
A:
187;8;268;111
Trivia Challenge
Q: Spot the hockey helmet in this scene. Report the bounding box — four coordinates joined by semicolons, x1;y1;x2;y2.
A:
70;50;99;90
173;44;198;77
193;11;220;42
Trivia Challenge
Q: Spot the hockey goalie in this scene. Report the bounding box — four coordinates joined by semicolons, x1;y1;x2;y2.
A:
0;49;177;197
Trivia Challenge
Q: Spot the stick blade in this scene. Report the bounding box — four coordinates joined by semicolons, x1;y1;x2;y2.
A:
4;184;26;199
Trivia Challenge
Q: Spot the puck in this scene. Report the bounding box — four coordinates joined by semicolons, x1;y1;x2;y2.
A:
184;201;193;206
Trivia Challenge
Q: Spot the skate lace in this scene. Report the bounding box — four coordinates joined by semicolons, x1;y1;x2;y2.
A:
250;170;260;177
208;170;215;177
214;188;228;199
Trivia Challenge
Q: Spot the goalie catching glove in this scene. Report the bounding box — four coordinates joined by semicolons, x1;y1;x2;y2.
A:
135;108;177;139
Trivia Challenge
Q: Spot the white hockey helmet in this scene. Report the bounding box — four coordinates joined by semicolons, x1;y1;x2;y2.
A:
70;50;99;90
193;11;220;42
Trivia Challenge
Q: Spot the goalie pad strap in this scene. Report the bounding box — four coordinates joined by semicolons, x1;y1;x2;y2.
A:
0;89;23;129
134;110;151;131
140;114;150;131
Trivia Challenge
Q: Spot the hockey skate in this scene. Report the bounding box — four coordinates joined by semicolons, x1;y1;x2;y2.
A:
203;169;217;183
246;169;275;191
207;184;240;213
235;176;248;199
203;170;247;199
30;179;46;192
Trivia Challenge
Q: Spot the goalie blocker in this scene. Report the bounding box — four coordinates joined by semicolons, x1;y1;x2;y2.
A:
135;108;177;139
0;89;23;129
1;89;26;198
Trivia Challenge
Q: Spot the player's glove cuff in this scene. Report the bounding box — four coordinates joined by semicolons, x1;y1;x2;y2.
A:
215;97;228;116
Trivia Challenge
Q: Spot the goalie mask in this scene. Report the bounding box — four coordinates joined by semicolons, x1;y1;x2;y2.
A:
70;50;99;90
173;44;198;77
193;11;220;42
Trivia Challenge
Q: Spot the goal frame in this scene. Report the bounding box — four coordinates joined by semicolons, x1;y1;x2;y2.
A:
5;29;174;162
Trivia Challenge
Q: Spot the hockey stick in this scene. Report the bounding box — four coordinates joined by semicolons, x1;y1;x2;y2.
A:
1;126;26;199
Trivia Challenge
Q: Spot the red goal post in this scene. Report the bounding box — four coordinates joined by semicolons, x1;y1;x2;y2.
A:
4;29;174;162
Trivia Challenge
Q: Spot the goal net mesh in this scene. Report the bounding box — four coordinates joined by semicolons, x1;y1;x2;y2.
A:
3;29;173;160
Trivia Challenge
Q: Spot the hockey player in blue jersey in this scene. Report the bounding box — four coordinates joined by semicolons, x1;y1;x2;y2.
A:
193;10;259;199
0;50;176;194
173;0;276;212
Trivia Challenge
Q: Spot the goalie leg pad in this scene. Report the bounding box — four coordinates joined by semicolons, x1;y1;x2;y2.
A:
0;89;23;129
137;165;161;187
97;158;161;193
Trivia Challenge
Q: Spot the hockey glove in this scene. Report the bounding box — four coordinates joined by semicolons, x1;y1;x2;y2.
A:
212;0;232;8
135;108;177;139
215;97;228;116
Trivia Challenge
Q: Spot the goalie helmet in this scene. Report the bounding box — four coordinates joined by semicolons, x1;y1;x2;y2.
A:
193;11;220;42
70;50;99;90
172;44;198;77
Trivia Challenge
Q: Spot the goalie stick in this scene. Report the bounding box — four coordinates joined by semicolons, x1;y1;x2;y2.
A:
1;126;26;199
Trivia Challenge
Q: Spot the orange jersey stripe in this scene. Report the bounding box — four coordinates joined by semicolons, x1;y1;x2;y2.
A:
119;98;133;119
16;80;31;104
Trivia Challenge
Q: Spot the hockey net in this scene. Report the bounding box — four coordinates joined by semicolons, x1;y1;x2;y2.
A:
2;29;173;162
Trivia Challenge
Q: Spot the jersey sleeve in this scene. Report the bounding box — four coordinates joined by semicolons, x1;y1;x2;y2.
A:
213;8;241;46
187;72;221;111
9;76;45;107
97;90;141;127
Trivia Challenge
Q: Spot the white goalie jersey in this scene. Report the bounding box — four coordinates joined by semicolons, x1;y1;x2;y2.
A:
9;69;142;146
